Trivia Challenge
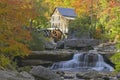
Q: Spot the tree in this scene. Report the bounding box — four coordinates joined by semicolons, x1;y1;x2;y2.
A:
29;30;45;51
31;0;49;29
107;0;120;71
96;0;120;40
0;0;36;68
69;15;91;38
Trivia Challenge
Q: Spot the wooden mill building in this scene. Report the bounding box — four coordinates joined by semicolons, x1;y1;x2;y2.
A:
50;7;77;35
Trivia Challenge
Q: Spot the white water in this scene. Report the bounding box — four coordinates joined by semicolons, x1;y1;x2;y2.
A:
51;50;114;71
92;54;114;71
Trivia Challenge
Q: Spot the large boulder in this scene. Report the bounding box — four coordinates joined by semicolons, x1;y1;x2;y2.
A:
24;50;74;61
22;50;75;66
0;70;34;80
95;42;117;52
64;39;99;50
45;40;57;50
30;66;63;80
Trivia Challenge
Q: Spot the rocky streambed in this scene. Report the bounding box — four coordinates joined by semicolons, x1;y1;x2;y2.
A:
0;66;120;80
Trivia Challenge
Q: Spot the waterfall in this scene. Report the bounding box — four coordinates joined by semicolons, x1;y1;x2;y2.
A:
92;54;114;71
51;50;114;71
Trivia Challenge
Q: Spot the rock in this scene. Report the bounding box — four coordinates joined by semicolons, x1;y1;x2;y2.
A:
95;42;116;52
22;50;74;66
53;70;119;80
117;72;120;79
30;66;63;80
56;71;65;77
56;40;65;49
102;75;110;80
45;39;57;50
20;71;35;80
22;59;53;66
64;39;99;50
76;70;118;80
63;71;75;79
0;70;35;80
76;70;103;79
24;50;74;61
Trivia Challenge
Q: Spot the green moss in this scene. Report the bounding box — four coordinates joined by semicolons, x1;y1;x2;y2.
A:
17;66;31;72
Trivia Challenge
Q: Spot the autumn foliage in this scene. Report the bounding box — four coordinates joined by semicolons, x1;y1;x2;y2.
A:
0;0;36;68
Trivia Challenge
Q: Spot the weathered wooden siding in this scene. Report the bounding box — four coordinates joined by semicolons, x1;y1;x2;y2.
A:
50;9;69;34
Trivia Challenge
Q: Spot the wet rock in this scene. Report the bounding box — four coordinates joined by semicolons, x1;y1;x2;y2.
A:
116;72;120;79
63;71;76;79
64;39;99;50
56;41;64;49
30;66;63;80
52;70;120;80
76;70;103;79
56;71;65;77
102;75;110;80
0;70;34;80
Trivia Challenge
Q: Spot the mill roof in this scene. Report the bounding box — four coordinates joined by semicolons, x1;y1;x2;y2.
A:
56;7;77;17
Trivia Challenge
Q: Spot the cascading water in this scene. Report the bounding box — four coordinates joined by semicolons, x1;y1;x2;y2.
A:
51;50;114;71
